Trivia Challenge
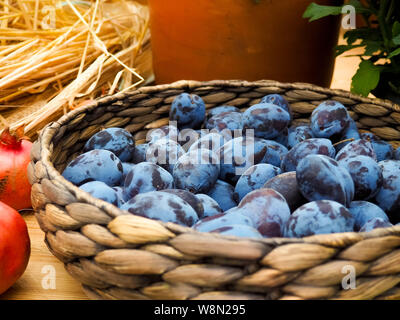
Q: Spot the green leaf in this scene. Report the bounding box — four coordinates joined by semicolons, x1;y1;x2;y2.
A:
344;28;382;45
335;44;363;57
388;48;400;59
351;60;382;97
393;36;400;46
303;3;343;22
393;21;400;37
363;40;383;55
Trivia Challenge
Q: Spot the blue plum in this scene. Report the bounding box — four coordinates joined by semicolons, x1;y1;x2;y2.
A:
123;162;174;201
80;181;119;206
237;188;291;237
205;112;243;133
333;118;360;152
173;149;220;194
287;126;314;149
263;171;305;212
112;186;126;207
207;105;240;120
361;132;394;161
207;180;237;211
210;224;263;239
274;127;289;148
296;155;354;206
284;200;355;238
193;211;255;233
375;160;400;221
234;164;281;202
161;189;204;218
371;140;394;161
146;137;185;173
281;138;336;172
310;101;352;139
395;147;400;160
131;143;148;164
259;139;288;168
260;94;292;121
169;93;206;129
359;218;393;232
147;125;179;143
338;155;383;200
83;127;135;162
243;103;290;140
121;191;198;227
218;136;269;184
62;149;123;186
122;162;136;181
195;194;223;218
335;139;377;162
348;201;390;231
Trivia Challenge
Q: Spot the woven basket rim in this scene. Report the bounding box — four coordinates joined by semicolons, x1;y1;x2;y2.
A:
38;79;400;247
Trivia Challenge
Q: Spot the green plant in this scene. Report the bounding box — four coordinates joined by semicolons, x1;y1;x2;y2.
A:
303;0;400;99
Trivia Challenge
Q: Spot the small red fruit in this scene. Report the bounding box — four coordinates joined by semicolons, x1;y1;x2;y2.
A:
0;201;31;294
0;126;33;210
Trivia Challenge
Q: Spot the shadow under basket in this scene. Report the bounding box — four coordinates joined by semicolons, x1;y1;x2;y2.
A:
29;80;400;300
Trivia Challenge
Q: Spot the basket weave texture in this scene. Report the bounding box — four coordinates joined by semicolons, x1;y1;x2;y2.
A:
30;80;400;300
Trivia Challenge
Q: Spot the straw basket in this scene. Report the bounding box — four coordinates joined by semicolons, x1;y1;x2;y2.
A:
29;80;400;300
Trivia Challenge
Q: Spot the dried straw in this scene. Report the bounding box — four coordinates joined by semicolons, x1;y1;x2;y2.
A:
0;0;152;139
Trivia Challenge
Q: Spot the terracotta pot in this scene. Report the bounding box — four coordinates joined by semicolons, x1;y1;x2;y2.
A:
148;0;343;87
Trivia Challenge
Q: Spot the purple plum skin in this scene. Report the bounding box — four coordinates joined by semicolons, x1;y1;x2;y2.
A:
146;138;185;173
193;211;255;233
263;171;305;212
196;194;223;218
375;160;400;222
310;100;351;139
207;105;241;120
281;138;336;172
123;162;174;201
349;201;390;231
173;149;220;194
80;181;119;206
284;200;355;238
237;188;291;237
62;149;123;187
296;155;354;207
234;164;281;202
338;155;383;200
243;103;290;140
83;127;135;162
210;224;263;239
131;143;148;164
335;139;377;162
288;126;314;149
359;218;393;232
207;180;237;212
169;93;206;129
206;111;243;133
121;191;199;227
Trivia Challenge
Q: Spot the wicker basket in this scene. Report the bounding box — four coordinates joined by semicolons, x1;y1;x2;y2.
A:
29;80;400;300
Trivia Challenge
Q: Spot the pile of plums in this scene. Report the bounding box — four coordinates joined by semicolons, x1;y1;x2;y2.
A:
62;92;400;239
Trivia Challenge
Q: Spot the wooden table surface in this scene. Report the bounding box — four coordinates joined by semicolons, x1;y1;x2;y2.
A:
0;34;361;301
